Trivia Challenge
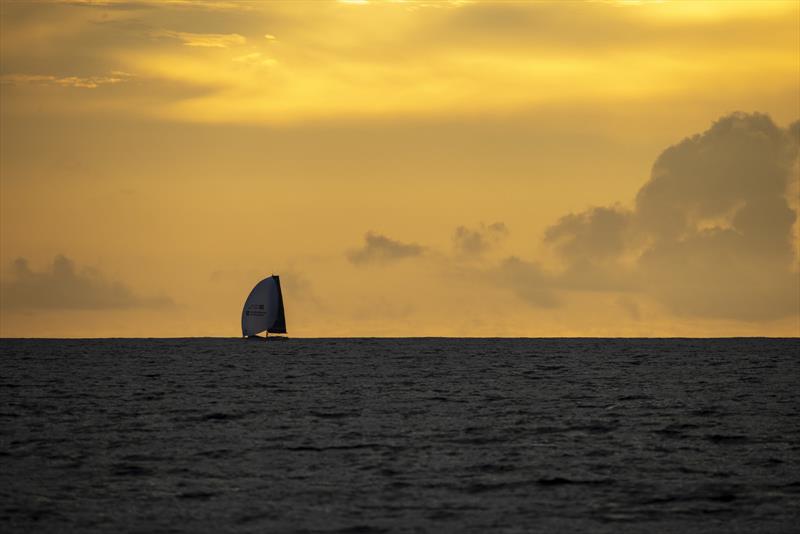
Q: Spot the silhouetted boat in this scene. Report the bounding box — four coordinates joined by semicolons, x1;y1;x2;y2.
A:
241;275;287;339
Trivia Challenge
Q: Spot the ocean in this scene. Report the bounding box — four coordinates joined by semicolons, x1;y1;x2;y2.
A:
1;338;798;533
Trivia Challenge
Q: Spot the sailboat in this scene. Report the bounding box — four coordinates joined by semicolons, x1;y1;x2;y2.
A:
241;275;287;339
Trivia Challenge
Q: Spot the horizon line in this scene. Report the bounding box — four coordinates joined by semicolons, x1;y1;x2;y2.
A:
1;336;798;341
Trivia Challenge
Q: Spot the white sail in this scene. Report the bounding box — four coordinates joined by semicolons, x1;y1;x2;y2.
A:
241;275;287;337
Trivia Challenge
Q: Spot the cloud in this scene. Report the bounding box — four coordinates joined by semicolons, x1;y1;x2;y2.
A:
636;113;797;244
453;222;508;258
347;232;425;265
232;52;277;67
436;1;797;54
3;1;795;124
545;207;632;263
64;0;248;10
528;112;800;321
1;71;134;89
495;257;559;309
62;0;155;10
152;29;246;48
0;255;172;310
335;114;797;323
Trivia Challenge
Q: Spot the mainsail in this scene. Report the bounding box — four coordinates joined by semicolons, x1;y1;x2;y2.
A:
241;275;287;337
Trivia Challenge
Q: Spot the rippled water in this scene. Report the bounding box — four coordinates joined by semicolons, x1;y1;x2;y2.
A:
1;338;799;532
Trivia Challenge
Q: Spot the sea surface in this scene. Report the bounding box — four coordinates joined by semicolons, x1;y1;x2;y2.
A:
1;338;799;533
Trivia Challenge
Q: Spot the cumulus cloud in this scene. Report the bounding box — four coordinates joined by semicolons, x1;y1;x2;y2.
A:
339;114;796;323
0;255;172;310
347;232;425;265
453;222;508;258
520;112;800;321
545;207;633;263
636;113;797;245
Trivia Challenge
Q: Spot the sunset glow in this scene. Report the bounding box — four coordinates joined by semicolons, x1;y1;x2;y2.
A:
1;0;798;337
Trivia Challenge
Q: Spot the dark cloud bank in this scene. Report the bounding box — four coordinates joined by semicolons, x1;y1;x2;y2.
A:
349;113;799;323
506;112;800;321
1;255;172;310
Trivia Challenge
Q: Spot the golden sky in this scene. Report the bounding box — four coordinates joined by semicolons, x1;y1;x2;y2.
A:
1;0;798;337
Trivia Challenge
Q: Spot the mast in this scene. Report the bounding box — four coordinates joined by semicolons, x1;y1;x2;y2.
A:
265;273;271;341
